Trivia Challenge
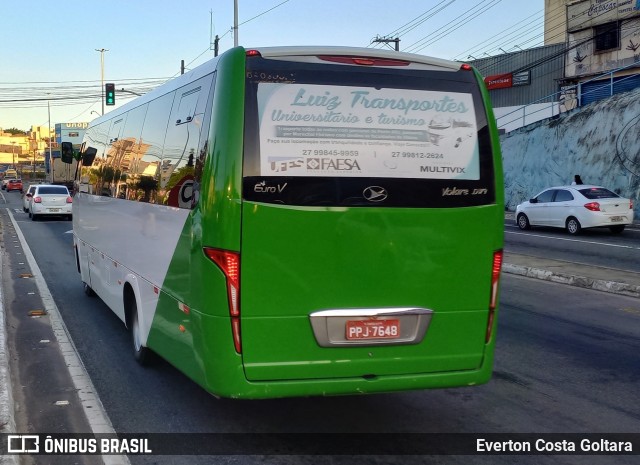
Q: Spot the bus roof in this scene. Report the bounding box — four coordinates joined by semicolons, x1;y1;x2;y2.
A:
253;46;463;70
87;46;467;128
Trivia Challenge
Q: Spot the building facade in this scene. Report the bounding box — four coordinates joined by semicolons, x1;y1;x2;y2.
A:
473;0;640;131
562;0;640;107
469;44;566;132
0;126;51;172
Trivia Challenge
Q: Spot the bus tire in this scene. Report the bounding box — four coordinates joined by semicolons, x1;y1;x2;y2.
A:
129;299;152;365
83;282;96;297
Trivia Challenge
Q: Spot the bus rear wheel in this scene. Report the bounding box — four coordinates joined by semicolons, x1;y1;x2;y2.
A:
129;299;152;365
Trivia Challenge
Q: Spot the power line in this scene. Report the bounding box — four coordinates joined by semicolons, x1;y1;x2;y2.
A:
370;0;456;49
405;0;504;54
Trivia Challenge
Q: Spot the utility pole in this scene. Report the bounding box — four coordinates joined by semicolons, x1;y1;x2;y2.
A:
95;48;108;115
233;0;238;47
48;99;53;182
372;36;400;51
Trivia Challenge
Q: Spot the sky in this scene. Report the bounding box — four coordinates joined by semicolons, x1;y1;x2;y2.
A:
0;0;544;131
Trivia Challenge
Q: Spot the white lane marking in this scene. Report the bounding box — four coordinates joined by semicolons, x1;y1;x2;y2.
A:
506;222;640;234
505;229;640;250
7;209;130;465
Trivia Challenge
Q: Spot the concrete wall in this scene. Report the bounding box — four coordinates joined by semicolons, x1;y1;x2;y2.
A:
501;87;640;216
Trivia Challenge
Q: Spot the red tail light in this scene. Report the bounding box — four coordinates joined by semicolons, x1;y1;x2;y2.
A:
246;49;261;58
460;63;473;71
584;202;600;212
33;196;42;203
66;196;73;203
630;200;634;210
486;250;503;343
204;247;241;353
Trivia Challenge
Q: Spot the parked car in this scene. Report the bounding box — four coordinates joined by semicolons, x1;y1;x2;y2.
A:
6;179;23;193
516;185;634;235
22;184;37;212
2;178;14;190
28;184;73;221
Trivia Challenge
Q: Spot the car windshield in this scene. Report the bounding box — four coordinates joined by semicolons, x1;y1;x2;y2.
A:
579;187;620;199
38;186;69;195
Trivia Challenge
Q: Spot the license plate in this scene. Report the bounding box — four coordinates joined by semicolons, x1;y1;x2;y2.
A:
49;208;60;212
346;319;400;340
610;216;623;222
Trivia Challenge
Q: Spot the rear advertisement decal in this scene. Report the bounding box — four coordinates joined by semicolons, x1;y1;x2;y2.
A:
257;83;479;180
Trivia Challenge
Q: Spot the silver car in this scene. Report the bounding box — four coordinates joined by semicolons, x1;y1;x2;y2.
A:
28;184;73;221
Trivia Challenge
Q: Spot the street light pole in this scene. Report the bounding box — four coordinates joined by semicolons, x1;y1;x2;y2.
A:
10;141;16;170
48;99;53;182
233;0;238;47
96;48;108;115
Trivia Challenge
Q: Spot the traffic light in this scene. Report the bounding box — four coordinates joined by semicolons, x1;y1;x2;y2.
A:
60;142;74;164
105;83;115;106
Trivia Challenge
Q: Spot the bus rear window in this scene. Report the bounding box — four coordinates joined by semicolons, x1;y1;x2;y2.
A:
256;83;479;180
243;57;496;208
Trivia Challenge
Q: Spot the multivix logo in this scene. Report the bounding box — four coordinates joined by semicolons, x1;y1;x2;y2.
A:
363;186;388;202
254;180;288;193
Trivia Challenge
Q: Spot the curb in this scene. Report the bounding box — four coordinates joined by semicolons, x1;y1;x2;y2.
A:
0;251;19;465
503;262;640;299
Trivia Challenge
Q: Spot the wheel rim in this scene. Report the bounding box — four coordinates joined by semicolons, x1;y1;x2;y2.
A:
518;215;527;229
568;220;578;233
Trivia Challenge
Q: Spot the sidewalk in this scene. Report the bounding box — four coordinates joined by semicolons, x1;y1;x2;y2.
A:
503;252;640;298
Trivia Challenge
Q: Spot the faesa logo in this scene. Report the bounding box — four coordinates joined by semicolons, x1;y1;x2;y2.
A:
307;158;361;171
254;180;288;194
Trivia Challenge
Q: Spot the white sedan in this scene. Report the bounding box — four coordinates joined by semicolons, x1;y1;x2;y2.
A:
28;184;73;221
22;184;37;212
516;185;634;235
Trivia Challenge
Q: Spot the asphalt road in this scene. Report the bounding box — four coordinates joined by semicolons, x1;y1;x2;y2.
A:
504;219;640;273
1;192;639;465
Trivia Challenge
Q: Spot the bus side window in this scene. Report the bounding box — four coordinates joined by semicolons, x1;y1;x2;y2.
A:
161;74;214;209
134;92;176;203
192;73;216;209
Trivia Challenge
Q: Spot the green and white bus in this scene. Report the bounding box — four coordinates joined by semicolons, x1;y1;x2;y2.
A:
73;46;504;399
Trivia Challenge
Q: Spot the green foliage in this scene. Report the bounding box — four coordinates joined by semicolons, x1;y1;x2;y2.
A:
4;128;27;136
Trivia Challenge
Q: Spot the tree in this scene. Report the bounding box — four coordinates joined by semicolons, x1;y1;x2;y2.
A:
4;128;27;136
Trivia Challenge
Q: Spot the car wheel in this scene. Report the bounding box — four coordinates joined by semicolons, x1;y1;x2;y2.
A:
566;217;581;235
130;299;152;365
31;211;38;221
517;213;531;230
609;225;625;234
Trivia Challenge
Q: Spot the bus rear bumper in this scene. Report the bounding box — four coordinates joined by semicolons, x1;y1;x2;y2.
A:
201;353;495;400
